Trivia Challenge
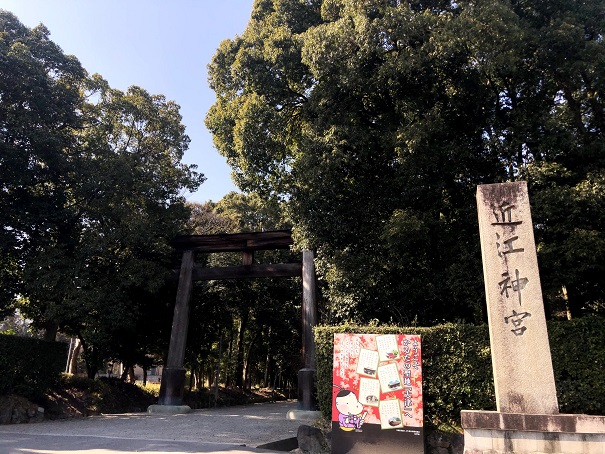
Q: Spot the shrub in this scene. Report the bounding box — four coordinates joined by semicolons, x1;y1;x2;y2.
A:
548;316;605;415
0;334;67;398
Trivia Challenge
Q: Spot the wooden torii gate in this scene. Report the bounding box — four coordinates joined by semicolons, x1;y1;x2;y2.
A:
156;230;317;411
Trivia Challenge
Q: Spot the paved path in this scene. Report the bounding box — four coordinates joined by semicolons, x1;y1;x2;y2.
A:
0;401;311;454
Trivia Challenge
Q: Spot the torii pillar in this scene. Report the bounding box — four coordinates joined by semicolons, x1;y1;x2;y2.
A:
152;250;194;412
298;250;318;411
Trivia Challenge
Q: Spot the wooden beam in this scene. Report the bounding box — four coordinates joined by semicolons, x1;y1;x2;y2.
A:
172;230;293;253
192;263;302;281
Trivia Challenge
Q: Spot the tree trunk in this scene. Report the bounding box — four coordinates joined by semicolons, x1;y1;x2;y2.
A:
562;285;572;320
225;327;234;387
79;337;99;379
564;285;583;319
86;365;98;379
214;335;222;402
243;330;259;391
263;327;271;388
67;338;82;374
121;364;132;381
235;310;249;388
128;366;136;383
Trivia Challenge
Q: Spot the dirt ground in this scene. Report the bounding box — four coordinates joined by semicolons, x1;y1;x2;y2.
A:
1;375;288;423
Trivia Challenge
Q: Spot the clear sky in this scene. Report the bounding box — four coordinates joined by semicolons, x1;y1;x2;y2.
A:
1;0;256;203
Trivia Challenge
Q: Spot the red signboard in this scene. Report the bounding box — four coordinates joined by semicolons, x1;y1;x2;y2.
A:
331;333;424;454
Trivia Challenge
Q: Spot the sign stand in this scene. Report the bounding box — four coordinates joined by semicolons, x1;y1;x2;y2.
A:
332;333;424;454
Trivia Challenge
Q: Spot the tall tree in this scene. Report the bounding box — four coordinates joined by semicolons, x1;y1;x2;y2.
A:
186;201;234;235
207;0;605;324
0;11;86;318
23;79;204;376
0;12;204;375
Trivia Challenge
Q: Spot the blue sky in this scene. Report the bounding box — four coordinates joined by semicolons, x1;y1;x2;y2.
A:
2;0;256;203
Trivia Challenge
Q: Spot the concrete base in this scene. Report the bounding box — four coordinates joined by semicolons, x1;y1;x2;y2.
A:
147;404;192;414
297;368;317;411
461;410;605;454
287;409;323;421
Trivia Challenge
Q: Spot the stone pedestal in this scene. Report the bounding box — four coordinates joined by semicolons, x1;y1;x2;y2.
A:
147;404;191;414
297;368;317;411
287;409;323;420
462;410;605;454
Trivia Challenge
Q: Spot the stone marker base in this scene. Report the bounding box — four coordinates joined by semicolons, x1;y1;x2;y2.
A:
147;404;191;414
297;368;317;412
461;410;605;454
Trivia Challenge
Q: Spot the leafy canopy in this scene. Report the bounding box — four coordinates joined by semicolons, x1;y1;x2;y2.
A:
207;0;605;323
0;10;204;375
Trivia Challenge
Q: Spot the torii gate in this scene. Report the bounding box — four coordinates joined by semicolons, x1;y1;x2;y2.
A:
154;230;317;412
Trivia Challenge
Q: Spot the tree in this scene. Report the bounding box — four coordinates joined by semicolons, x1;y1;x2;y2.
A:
26;80;204;376
207;0;605;324
0;12;204;376
186;201;234;235
0;308;36;337
0;11;87;318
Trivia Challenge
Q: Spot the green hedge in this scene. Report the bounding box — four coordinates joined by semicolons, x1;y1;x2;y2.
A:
0;334;68;398
548;316;605;415
315;317;605;428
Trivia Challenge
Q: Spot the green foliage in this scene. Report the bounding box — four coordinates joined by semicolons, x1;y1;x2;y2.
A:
548;316;605;414
215;191;289;232
0;334;67;398
0;11;86;317
419;324;495;427
315;318;605;428
532;174;605;317
0;309;36;337
0;12;204;376
185;201;233;235
208;0;605;324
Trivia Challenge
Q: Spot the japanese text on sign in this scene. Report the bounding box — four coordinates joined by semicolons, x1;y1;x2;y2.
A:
491;202;532;336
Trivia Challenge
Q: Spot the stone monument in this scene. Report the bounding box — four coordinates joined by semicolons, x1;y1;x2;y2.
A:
461;182;605;454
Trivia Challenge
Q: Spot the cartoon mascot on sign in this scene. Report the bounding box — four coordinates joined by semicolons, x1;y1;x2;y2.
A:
334;386;367;431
